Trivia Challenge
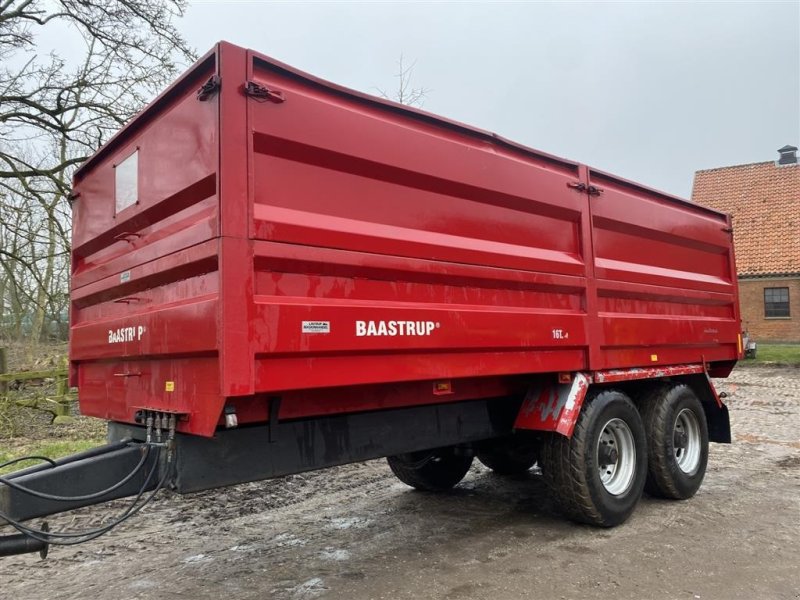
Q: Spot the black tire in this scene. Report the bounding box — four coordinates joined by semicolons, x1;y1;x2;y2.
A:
477;436;539;475
640;384;709;500
539;389;647;527
386;447;473;492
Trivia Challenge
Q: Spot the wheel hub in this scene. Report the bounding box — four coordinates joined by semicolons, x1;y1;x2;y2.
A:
597;418;636;496
674;408;702;475
598;445;619;467
674;430;688;449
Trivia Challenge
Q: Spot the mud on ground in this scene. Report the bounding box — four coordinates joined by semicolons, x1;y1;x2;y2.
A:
1;366;798;600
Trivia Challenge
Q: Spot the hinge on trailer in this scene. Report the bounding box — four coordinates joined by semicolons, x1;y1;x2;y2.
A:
567;181;603;196
197;75;221;101
243;81;285;103
587;185;603;196
722;227;734;234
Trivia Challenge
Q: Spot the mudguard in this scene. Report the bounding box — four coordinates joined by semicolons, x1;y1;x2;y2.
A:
513;373;590;437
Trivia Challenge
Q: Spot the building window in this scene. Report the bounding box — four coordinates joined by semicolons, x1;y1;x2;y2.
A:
764;287;790;318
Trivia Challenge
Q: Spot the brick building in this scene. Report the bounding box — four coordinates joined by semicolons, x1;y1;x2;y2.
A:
692;145;800;342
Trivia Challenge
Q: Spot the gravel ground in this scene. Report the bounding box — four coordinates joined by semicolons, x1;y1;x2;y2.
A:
1;365;798;600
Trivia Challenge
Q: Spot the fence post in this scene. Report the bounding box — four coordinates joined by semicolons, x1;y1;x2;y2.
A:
55;357;71;417
0;347;7;398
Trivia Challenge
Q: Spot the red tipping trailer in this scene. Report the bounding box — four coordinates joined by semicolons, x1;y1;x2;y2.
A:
0;42;739;553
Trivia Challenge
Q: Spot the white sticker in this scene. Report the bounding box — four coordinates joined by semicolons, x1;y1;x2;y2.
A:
108;325;146;344
302;321;330;334
115;150;138;214
355;320;438;337
120;270;131;283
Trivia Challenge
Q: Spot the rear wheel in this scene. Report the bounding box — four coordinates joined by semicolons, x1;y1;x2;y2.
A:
640;384;709;499
387;447;473;492
477;436;539;475
540;389;647;527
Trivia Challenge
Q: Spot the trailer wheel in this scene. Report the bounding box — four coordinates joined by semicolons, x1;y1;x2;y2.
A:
540;389;647;527
640;384;709;499
386;448;473;492
476;437;538;475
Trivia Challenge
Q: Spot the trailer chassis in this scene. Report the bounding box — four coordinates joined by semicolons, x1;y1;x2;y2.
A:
0;365;730;558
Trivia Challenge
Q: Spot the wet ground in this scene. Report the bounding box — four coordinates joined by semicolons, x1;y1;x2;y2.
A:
1;366;799;599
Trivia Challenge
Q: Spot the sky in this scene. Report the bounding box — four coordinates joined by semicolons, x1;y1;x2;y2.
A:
178;1;799;200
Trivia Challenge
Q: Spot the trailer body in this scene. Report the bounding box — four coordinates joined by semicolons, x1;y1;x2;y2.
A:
69;42;740;440
0;44;741;553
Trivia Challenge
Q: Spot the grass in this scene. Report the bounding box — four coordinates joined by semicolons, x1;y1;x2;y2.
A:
749;343;800;366
0;438;104;475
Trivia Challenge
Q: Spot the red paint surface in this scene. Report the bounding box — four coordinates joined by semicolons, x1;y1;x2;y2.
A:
592;364;707;384
70;42;740;437
514;373;590;437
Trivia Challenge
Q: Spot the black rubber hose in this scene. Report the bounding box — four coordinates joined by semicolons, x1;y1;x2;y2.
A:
0;448;169;545
0;456;57;470
0;445;152;502
2;439;133;481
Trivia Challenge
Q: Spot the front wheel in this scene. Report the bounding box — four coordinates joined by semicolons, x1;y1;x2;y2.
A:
540;389;647;527
640;384;709;499
387;447;473;492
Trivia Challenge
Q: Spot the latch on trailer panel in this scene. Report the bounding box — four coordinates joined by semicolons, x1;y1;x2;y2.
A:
197;75;221;101
113;231;142;243
567;181;587;192
566;181;603;196
587;185;603;196
243;81;285;103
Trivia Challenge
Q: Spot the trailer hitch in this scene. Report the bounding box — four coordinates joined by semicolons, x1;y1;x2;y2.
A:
0;412;177;559
0;523;49;559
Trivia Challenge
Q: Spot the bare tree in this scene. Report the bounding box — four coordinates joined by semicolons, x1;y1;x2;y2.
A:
376;53;430;108
0;1;194;349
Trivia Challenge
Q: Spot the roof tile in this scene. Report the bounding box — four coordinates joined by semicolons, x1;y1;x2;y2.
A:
691;160;799;277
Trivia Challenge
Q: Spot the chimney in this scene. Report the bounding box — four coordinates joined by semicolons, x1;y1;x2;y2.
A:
777;144;798;166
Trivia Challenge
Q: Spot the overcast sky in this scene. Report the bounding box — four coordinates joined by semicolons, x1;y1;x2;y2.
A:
181;1;799;199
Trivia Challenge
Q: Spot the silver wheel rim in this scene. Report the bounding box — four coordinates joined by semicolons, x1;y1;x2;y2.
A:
597;418;636;496
674;408;701;475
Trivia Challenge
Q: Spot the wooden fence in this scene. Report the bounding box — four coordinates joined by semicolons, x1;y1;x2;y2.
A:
0;348;75;418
